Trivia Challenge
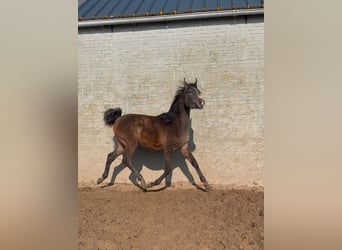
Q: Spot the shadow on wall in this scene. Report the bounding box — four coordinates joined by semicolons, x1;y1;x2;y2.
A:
101;120;199;189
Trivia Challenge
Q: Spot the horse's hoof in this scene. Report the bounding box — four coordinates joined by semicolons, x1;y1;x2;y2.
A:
97;178;103;184
147;182;154;188
137;179;148;191
204;183;210;191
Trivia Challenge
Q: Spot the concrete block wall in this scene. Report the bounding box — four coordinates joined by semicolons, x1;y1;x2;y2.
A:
78;19;264;186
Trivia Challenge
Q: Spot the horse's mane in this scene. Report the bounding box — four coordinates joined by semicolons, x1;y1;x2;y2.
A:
158;85;185;123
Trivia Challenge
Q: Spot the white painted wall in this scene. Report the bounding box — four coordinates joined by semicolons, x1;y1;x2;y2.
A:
78;19;264;186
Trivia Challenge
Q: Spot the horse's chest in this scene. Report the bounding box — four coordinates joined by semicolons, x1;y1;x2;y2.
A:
167;129;189;148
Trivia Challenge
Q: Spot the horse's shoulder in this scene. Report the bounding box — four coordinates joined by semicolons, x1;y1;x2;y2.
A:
157;112;175;124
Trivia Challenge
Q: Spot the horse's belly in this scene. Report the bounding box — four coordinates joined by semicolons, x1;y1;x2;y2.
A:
138;129;163;150
139;141;163;151
139;136;163;150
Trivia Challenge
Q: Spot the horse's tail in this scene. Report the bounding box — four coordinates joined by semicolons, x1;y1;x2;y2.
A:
103;107;122;127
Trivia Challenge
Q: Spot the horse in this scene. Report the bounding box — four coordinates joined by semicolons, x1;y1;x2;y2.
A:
97;78;209;191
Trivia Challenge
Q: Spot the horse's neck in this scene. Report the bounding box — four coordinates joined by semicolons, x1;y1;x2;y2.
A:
166;94;190;129
175;96;190;128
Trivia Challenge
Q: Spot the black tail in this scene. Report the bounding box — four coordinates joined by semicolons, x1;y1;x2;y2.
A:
104;107;122;127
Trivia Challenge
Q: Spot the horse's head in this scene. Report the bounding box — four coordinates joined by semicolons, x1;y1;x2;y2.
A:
183;78;205;109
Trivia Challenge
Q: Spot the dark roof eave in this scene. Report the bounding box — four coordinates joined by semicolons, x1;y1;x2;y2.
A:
78;8;264;28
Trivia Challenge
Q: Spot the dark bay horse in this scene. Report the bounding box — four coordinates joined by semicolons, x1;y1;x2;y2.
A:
97;79;209;191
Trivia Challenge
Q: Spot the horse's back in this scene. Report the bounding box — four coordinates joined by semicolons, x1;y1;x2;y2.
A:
114;114;164;149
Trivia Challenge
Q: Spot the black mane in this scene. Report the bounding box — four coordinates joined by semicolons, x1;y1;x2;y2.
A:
158;85;185;123
158;84;197;123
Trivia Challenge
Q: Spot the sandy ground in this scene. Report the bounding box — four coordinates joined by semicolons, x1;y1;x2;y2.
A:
79;184;264;250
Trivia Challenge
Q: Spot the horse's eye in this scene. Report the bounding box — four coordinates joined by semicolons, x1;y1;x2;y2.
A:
186;90;192;94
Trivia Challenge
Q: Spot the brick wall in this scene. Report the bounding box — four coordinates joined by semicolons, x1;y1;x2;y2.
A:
78;18;264;186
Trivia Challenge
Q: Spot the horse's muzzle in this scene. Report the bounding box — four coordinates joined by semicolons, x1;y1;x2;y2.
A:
197;98;205;109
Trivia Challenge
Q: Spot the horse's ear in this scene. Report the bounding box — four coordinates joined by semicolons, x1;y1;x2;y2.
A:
183;78;188;86
194;79;197;87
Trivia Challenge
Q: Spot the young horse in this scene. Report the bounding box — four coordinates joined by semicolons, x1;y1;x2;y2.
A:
97;79;209;191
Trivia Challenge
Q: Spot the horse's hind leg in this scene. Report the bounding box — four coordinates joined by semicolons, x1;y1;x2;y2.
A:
122;145;147;191
180;144;209;190
97;144;124;184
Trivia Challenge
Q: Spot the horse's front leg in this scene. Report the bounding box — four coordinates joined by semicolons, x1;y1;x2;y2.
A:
180;144;209;190
148;149;172;188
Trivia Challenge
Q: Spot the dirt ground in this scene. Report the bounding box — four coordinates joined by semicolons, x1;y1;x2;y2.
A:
79;184;264;250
